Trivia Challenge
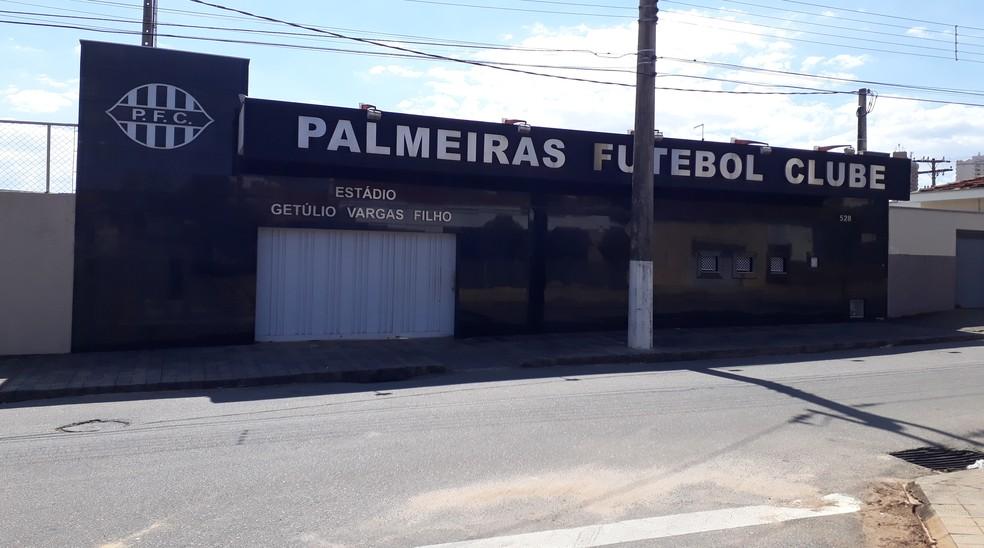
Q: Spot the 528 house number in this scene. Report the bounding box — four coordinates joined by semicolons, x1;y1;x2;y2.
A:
839;214;853;222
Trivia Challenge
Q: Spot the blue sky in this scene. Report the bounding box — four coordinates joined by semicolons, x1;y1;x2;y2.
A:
3;0;984;185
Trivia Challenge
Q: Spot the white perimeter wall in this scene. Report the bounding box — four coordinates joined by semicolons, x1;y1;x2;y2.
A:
0;191;75;355
889;205;984;317
890;205;984;256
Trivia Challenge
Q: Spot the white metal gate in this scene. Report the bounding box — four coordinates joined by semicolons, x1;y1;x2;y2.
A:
255;227;456;341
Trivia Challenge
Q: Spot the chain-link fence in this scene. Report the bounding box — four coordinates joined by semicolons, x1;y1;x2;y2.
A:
0;120;78;194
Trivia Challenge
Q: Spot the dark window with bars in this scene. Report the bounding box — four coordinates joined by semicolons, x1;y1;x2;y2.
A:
734;255;753;274
769;256;786;274
698;253;719;273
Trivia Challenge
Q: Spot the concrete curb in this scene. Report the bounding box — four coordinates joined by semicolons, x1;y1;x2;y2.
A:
1;331;981;404
520;332;984;368
908;480;959;548
0;364;447;404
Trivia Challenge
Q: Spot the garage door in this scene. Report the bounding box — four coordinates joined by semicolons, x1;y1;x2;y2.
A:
956;230;984;309
256;228;456;341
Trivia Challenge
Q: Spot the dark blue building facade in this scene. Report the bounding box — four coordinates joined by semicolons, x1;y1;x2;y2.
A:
72;41;911;350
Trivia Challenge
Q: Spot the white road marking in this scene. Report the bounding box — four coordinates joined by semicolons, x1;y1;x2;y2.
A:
415;494;860;548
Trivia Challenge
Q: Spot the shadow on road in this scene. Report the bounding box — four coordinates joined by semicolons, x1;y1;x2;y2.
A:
694;367;983;450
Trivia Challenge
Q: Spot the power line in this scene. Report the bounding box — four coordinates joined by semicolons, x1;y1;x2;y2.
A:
184;0;984;100
670;0;984;40
56;0;984;44
182;0;648;87
5;8;968;96
0;16;842;95
661;8;982;57
40;0;984;57
0;8;626;55
661;0;984;49
36;0;630;55
517;0;633;8
660;56;984;98
0;8;946;97
404;0;632;18
782;0;984;33
666;16;984;64
6;4;984;107
524;0;984;35
403;0;984;60
9;2;984;99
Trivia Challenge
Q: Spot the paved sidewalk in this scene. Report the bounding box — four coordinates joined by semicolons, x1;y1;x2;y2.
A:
1;310;983;404
912;469;984;547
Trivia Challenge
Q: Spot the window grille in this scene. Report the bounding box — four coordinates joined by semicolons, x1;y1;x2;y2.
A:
698;253;718;273
734;255;753;273
769;256;786;274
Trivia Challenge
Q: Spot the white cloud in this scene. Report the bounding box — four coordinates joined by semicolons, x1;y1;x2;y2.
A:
368;65;424;78
800;56;824;70
906;26;931;38
824;54;867;70
2;86;77;114
37;75;77;89
4;38;42;54
0;74;80;114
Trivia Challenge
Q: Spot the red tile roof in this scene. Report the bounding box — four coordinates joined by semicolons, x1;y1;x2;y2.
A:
918;176;984;192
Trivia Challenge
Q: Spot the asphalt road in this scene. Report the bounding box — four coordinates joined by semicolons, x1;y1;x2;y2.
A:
2;342;983;547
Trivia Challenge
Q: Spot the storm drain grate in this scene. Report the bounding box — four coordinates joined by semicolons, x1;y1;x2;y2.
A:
889;446;984;472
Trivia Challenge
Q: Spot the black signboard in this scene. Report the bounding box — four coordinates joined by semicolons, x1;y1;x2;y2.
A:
239;98;911;200
73;41;251;350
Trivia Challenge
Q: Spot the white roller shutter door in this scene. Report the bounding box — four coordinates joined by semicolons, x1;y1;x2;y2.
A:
256;227;456;341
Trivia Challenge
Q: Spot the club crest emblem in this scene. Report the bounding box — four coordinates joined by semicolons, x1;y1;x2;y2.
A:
106;83;213;149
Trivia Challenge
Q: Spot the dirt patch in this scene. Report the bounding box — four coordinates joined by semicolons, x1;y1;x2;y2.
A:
390;459;821;530
860;482;929;548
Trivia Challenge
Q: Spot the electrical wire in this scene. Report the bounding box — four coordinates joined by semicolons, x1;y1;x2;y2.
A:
6;1;984;96
518;0;984;36
0;15;850;98
661;7;981;56
0;8;955;96
0;8;628;55
5;2;984;107
403;0;633;18
402;0;984;59
782;0;984;33
667;16;984;63
0;16;820;95
661;0;984;49
22;0;624;54
0;8;925;95
179;0;984;106
660;56;984;98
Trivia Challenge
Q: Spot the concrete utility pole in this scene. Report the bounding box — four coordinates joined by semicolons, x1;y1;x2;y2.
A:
142;0;158;47
916;157;953;188
628;0;658;350
857;88;868;153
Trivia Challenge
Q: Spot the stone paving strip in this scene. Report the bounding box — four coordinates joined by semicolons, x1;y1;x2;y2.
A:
912;469;984;548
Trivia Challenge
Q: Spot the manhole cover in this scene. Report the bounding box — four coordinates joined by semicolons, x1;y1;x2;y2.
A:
57;419;130;433
889;446;984;472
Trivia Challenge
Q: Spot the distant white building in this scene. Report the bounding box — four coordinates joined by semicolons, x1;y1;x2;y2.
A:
956;154;984;182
